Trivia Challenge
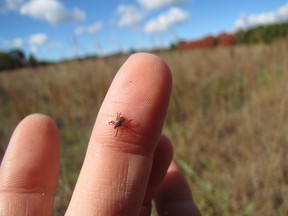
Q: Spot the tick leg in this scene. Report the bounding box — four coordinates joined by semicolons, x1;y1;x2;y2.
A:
109;121;116;125
116;113;121;120
115;129;119;137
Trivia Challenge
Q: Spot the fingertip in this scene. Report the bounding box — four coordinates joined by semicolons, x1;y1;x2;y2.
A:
1;113;60;193
157;134;174;163
155;160;202;216
10;114;59;141
127;52;172;93
129;52;172;74
143;134;174;203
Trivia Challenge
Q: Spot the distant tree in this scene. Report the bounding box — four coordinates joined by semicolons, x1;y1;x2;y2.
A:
169;43;177;50
9;49;26;66
0;52;14;71
28;53;38;67
128;48;137;54
0;49;27;71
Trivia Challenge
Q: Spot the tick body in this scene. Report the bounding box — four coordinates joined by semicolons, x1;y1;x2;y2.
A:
109;113;133;137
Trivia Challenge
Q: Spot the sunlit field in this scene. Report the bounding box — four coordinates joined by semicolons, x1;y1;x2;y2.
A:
1;39;288;215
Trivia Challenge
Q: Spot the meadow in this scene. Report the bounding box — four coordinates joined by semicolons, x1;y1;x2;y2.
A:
0;39;288;215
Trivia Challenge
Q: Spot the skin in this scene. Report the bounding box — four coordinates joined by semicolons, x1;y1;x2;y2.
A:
0;53;201;216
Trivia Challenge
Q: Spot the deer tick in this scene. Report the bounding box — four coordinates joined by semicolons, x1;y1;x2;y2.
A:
108;113;133;137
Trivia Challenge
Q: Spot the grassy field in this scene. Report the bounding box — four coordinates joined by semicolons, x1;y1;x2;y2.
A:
0;39;288;215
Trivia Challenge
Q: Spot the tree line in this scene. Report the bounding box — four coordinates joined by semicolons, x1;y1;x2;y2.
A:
0;49;47;72
1;21;288;71
236;21;288;44
177;21;288;51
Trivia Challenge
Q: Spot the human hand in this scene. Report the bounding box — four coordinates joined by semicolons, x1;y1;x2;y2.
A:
0;53;201;215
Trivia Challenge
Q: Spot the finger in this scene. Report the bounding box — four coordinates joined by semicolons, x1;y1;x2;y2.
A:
140;134;173;216
155;161;202;216
66;53;172;216
0;114;60;216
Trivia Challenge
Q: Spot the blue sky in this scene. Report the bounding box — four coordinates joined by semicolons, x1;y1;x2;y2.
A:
1;0;288;61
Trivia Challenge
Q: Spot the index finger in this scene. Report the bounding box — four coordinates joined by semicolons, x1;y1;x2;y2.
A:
66;53;172;216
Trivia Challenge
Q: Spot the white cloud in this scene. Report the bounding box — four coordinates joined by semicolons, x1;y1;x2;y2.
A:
144;7;190;33
12;38;24;47
234;3;288;30
0;0;23;12
74;22;103;35
28;33;48;46
0;33;60;57
138;0;185;10
28;33;48;47
0;34;48;48
20;0;85;25
0;37;24;48
27;33;48;54
116;4;145;28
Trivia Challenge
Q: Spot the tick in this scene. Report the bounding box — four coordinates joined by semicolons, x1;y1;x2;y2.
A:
108;113;133;137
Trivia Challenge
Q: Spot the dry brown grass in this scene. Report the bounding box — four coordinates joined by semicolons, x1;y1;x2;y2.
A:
0;39;288;215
